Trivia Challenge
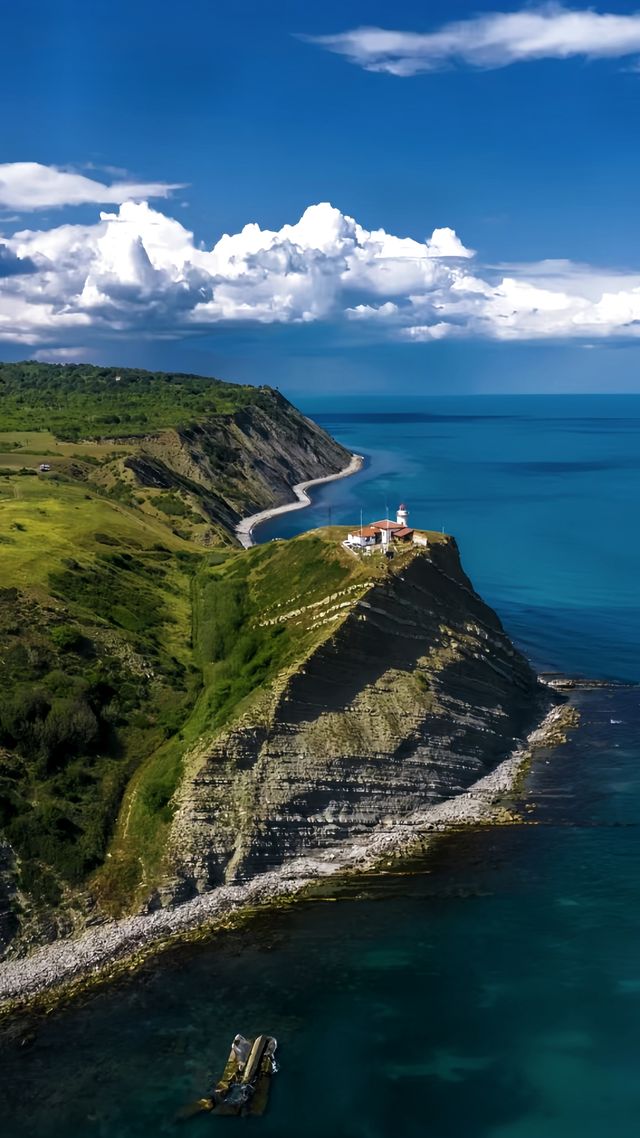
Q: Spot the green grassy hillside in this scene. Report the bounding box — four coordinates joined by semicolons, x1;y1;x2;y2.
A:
0;472;200;909
0;362;351;547
0;363;358;937
0;461;386;919
97;530;396;911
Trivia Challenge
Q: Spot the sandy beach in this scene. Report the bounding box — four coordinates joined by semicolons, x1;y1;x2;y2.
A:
235;452;364;548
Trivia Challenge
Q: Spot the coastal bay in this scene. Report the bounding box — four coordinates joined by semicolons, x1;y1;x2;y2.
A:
235;452;364;547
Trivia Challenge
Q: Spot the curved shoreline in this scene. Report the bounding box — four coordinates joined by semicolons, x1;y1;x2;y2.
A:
0;700;573;1016
235;453;364;549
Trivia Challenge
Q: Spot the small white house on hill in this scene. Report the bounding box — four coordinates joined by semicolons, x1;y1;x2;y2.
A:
346;525;381;549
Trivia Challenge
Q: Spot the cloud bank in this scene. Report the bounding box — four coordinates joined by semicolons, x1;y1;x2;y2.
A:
0;163;183;211
306;5;640;75
2;184;640;347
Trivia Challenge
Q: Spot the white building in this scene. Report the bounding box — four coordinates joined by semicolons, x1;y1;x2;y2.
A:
346;524;380;549
345;503;417;551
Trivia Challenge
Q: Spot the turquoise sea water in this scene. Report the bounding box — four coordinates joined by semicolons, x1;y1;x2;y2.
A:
1;396;640;1137
260;395;640;682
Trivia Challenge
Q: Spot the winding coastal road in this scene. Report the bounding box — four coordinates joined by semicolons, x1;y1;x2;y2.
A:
235;452;364;548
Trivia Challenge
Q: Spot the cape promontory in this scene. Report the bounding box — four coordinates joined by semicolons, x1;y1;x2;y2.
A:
0;362;550;1003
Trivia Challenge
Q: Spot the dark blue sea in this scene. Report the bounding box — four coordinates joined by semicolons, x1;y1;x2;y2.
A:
262;394;640;683
2;395;640;1138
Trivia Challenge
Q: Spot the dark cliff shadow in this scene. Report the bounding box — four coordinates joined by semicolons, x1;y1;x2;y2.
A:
280;556;529;729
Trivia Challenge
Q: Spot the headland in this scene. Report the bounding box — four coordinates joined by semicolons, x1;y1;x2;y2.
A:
0;362;567;1013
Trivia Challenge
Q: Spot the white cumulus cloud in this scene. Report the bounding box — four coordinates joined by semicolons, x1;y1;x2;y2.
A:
2;194;640;347
305;5;640;75
0;162;184;211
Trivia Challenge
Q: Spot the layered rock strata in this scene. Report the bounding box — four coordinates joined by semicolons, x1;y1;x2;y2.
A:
165;540;545;901
121;396;351;531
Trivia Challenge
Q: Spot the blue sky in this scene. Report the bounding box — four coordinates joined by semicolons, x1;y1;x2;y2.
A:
2;1;640;394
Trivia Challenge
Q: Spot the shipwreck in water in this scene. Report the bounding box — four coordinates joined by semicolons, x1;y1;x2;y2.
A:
186;1034;278;1119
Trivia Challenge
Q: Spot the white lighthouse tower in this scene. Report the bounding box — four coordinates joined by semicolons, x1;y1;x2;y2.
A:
396;502;409;527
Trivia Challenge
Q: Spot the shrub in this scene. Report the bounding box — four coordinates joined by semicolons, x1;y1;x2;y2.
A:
41;698;99;768
50;624;84;652
0;687;51;749
155;493;190;517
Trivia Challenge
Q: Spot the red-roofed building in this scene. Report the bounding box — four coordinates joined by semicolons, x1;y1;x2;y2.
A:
345;503;417;552
370;519;403;532
346;524;381;548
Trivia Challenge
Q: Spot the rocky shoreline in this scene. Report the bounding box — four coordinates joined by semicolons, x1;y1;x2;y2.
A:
235;452;364;548
0;697;575;1017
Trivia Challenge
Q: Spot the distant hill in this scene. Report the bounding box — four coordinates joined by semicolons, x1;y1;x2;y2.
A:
0;361;274;438
0;361;349;539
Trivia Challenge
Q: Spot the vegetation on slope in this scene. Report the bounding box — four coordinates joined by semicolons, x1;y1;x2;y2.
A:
0;362;350;547
96;530;392;911
0;364;356;935
0;473;199;909
0;361;274;438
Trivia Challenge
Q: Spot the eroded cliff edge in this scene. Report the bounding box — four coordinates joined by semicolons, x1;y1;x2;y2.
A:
162;536;546;903
0;363;554;1002
119;396;351;538
0;531;556;1007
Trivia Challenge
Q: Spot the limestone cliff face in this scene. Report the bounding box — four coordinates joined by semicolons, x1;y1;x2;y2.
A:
165;541;543;900
122;393;351;531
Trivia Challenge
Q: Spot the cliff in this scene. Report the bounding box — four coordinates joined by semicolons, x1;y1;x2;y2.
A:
0;363;350;545
0;363;548;979
0;365;351;956
120;400;350;536
162;535;543;902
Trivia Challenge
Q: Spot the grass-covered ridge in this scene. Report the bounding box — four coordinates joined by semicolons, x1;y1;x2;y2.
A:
0;362;355;938
0;464;386;919
0;361;272;438
97;529;393;911
0;361;350;549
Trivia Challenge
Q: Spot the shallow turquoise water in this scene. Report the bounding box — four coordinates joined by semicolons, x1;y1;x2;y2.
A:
1;396;639;1137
